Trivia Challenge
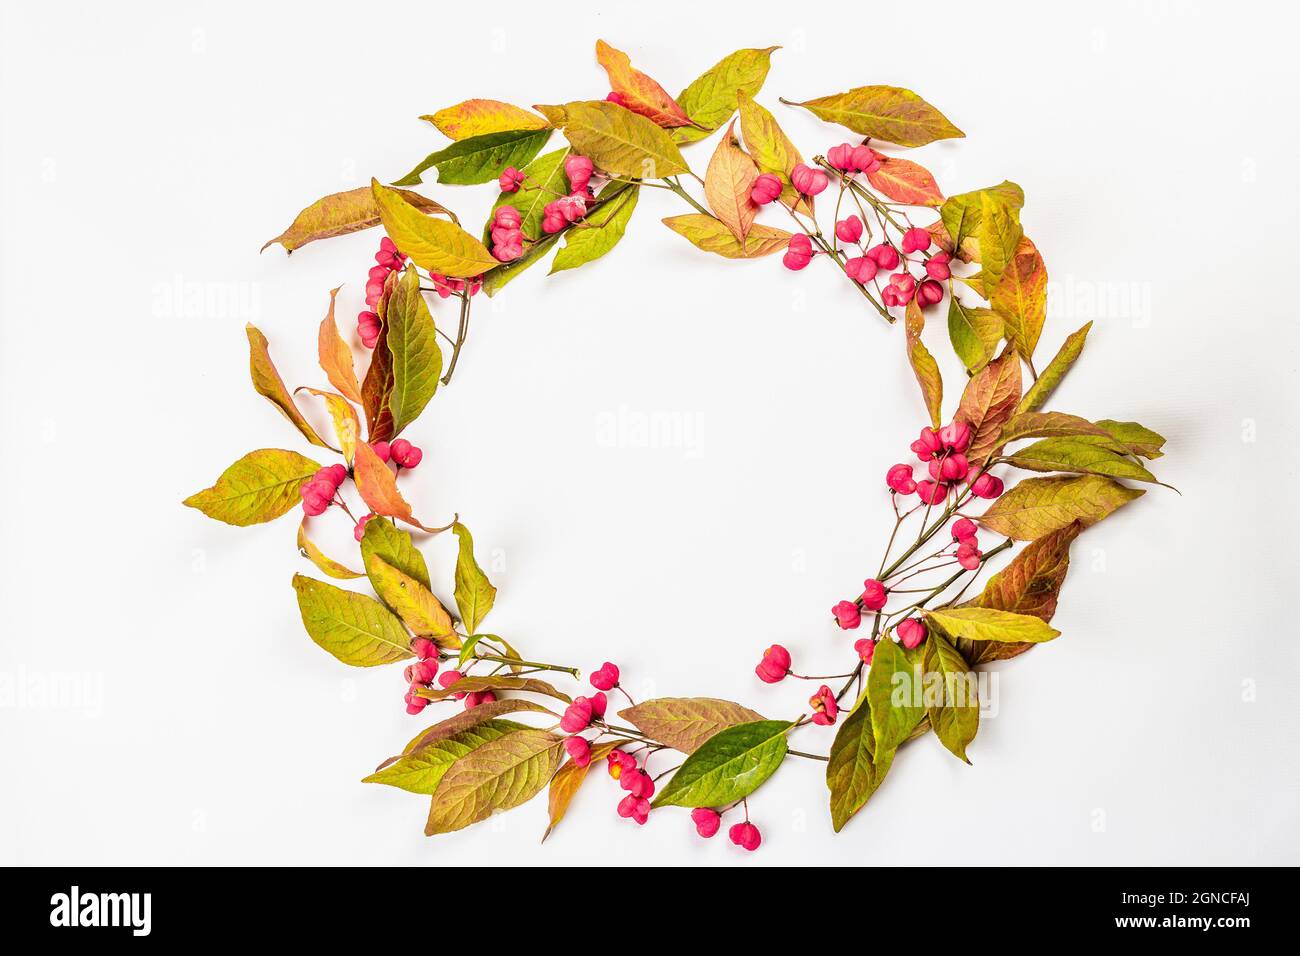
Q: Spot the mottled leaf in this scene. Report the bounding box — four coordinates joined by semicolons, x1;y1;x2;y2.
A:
1004;438;1160;484
371;179;498;278
452;521;497;635
703;120;758;242
661;214;791;258
651;720;791;808
978;475;1145;540
422;100;549;140
672;46;778;144
1017;321;1092;414
533;101;688;178
246;325;329;448
261;186;456;253
1000;411;1114;445
291;573;413;666
393;700;558;764
1078;420;1167;459
595;39;693;128
395;127;551;187
183;449;321;527
977;191;1023;283
618;697;765;755
424;725;564;834
939;181;1024;252
781;86;963;147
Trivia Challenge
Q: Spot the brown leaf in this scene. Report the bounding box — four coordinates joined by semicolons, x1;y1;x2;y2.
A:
617;697;765;754
865;149;943;206
419;675;573;704
905;299;944;429
361;270;399;442
261;186;456;253
595;39;694;128
703;120;759;243
543;739;625;842
246;325;329;448
317;287;363;404
956;350;1022;466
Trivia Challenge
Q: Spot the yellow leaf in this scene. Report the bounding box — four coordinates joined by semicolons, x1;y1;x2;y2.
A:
782;86;963;147
298;387;360;464
534;100;688;178
978;475;1145;540
317;287;363;404
991;237;1049;362
672;47;779;144
297;520;363;579
262;186;456;253
364;554;459;646
184;449;321;527
661;214;791;258
905;299;943;429
736;91;810;214
703;120;758;243
595;40;693;128
422;99;548;140
292;574;413;667
371;180;498;278
246;325;329;448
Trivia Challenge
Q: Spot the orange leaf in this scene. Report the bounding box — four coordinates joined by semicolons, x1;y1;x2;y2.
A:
904;299;943;428
317;287;363;405
422;99;548;140
703;120;758;243
990;236;1048;361
352;440;444;532
595;39;694;128
956;350;1022;466
866;149;943;206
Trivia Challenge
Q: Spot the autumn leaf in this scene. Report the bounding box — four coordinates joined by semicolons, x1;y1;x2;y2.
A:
385;266;441;438
371;179;498;278
977;192;1023;283
956;350;1022;466
317;287;363;405
297;388;359;464
360;518;430;589
424;725;564;835
661;214;791;258
595;39;693;128
544;739;625;842
1079;420;1167;459
261;186;456;253
866;149;943;205
923;631;980;762
296;520;363;580
825;690;895;832
392;699;558;767
1003;438;1160;484
352;440;445;532
618;698;766;755
246;325;329;448
550;182;639;274
672;46;778;144
999;411;1115;445
978;475;1145;540
1017;322;1092;414
781;86;963;147
291;573;413;667
421;99;549;140
866;639;926;758
651;720;791;809
948;296;1003;374
533;101;688;178
905;299;943;429
183;449;321;526
703;120;758;243
990;236;1048;361
366;720;516;795
361;269;397;442
737;91;810;213
364;554;458;646
394;127;552;187
452;521;497;635
939;181;1024;252
419;675;571;704
924;606;1060;644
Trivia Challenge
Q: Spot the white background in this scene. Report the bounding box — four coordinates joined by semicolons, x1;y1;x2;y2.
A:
2;0;1298;866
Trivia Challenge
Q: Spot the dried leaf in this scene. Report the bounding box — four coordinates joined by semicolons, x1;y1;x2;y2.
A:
291;573;413;667
978;475;1145;540
533;101;688;178
661;214;791;258
618;697;766;754
1017;322;1092;414
422;100;549;140
781;86;963;147
672;46;778;144
703;120;758;242
371;179;498;278
595;39;693;128
261;186;456;253
317;287;363;404
246;325;329;448
183;449;321;527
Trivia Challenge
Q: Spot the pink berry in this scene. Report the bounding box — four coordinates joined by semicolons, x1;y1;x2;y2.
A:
916;480;949;505
590;662;620;691
832;600;862;630
404;693;428;715
729;821;761;851
606;750;635;780
405;658;438;684
353;513;375;541
925;252;952;281
369;441;391;463
750;173;783;205
400;446;422;469
861;579;887;612
854;638;875;664
755;644;792;683
564;736;592;768
956;540;983;571
564;154;594;190
494;205;522;229
375;237;405;271
951;517;979;542
301;492;330;517
620;768;654;799
835;215;863;244
411;637;436;661
929;452;970;482
691;807;722;838
790;163;828;196
845;256;878;283
606;91;628;106
938;421;972;453
901;227;932;254
438;669;466;700
389;438;412;464
826;143;856;171
498;167;525;192
866;243;900;270
809;684;838;726
851;145;880;174
560;697;595;734
783;234;813;271
541;213;566;234
917;279;944;307
897;617;927;650
887;463;917;495
464;690;497;710
970;473;1005;499
617;794;650;825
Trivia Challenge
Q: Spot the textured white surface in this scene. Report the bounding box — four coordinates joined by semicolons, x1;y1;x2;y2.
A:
2;0;1297;865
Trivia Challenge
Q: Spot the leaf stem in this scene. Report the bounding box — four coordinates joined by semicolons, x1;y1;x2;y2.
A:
440;290;473;386
472;653;580;678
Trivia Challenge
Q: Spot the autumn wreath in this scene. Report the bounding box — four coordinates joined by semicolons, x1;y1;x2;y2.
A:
185;41;1168;849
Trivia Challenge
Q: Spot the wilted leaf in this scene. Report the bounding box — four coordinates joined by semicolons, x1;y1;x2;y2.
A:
550;183;638;274
366;720;515;795
419;675;572;704
826;690;895;832
183;449;321;526
425;725;564;834
298;387;359;464
385;266;441;437
452;521;497;635
544;739;624;842
956;350;1022;466
487;147;569;241
947;296;1003;374
923;631;979;762
1078;420;1167;459
737;91;809;213
781;86;963;147
672;46;778;144
246;325;329;448
352;440;444;532
990;236;1048;361
296;520;363;579
365;554;458;646
1017;322;1092;414
704;120;758;242
866;149;943;205
595;39;693;128
925;606;1060;644
395;127;552;187
978;475;1144;540
360;517;430;589
651;720;791;809
867;638;926;757
261;186;456;253
905;299;943;429
422;99;549;140
1004;438;1160;483
317;287;363;405
534;101;688;178
291;573;413;666
618;697;765;755
661;214;791;258
1000;411;1114;445
371;179;498;278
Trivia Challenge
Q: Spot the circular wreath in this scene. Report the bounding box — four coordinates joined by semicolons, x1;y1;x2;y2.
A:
185;41;1168;850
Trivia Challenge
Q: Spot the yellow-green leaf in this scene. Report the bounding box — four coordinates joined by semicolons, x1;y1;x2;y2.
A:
781;86;963;147
296;520;363;579
487;147;569;241
366;720;516;795
424;725;564;835
371;179;498;278
183;449;321;527
905;299;943;429
364;554;458;646
923;631;979;763
1000;412;1115;445
550;183;638;274
1004;438;1159;483
948;296;1003;374
924;606;1060;644
939;182;1024;251
1017;321;1092;414
977;191;1023;283
661;214;791;258
867;639;925;758
246;325;329;448
385;267;441;437
618;697;765;755
534;101;688;178
261;186;457;253
737;91;809;213
978;475;1145;540
482;231;562;296
394;127;551;187
422;99;549;140
360;517;430;589
990;236;1048;361
826;690;895;832
1077;420;1167;460
298;387;359;464
452;521;497;635
672;46;778;144
291;573;413;667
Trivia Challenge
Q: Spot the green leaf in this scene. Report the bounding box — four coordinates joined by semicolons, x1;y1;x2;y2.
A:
451;521;497;635
481;231;561;296
651;720;791;808
1017;321;1092;413
534;101;688;178
359;518;430;589
672;46;779;144
246;325;329;448
979;475;1145;540
866;639;926;757
385;266;441;437
365;719;515;794
947;296;1003;374
1077;420;1167;459
291;573;413;666
393;699;557;762
183;449;322;526
487;147;569;241
394;127;551;186
1004;438;1159;483
618;697;765;755
371;179;498;278
424;725;564;834
826;690;895;832
781;86;963;147
550;183;638;274
923;631;979;763
924;606;1061;644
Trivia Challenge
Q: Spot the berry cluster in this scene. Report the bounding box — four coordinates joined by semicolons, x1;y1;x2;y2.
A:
299;463;347;517
492;154;599;265
887;421;1004;506
357;237;408;347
